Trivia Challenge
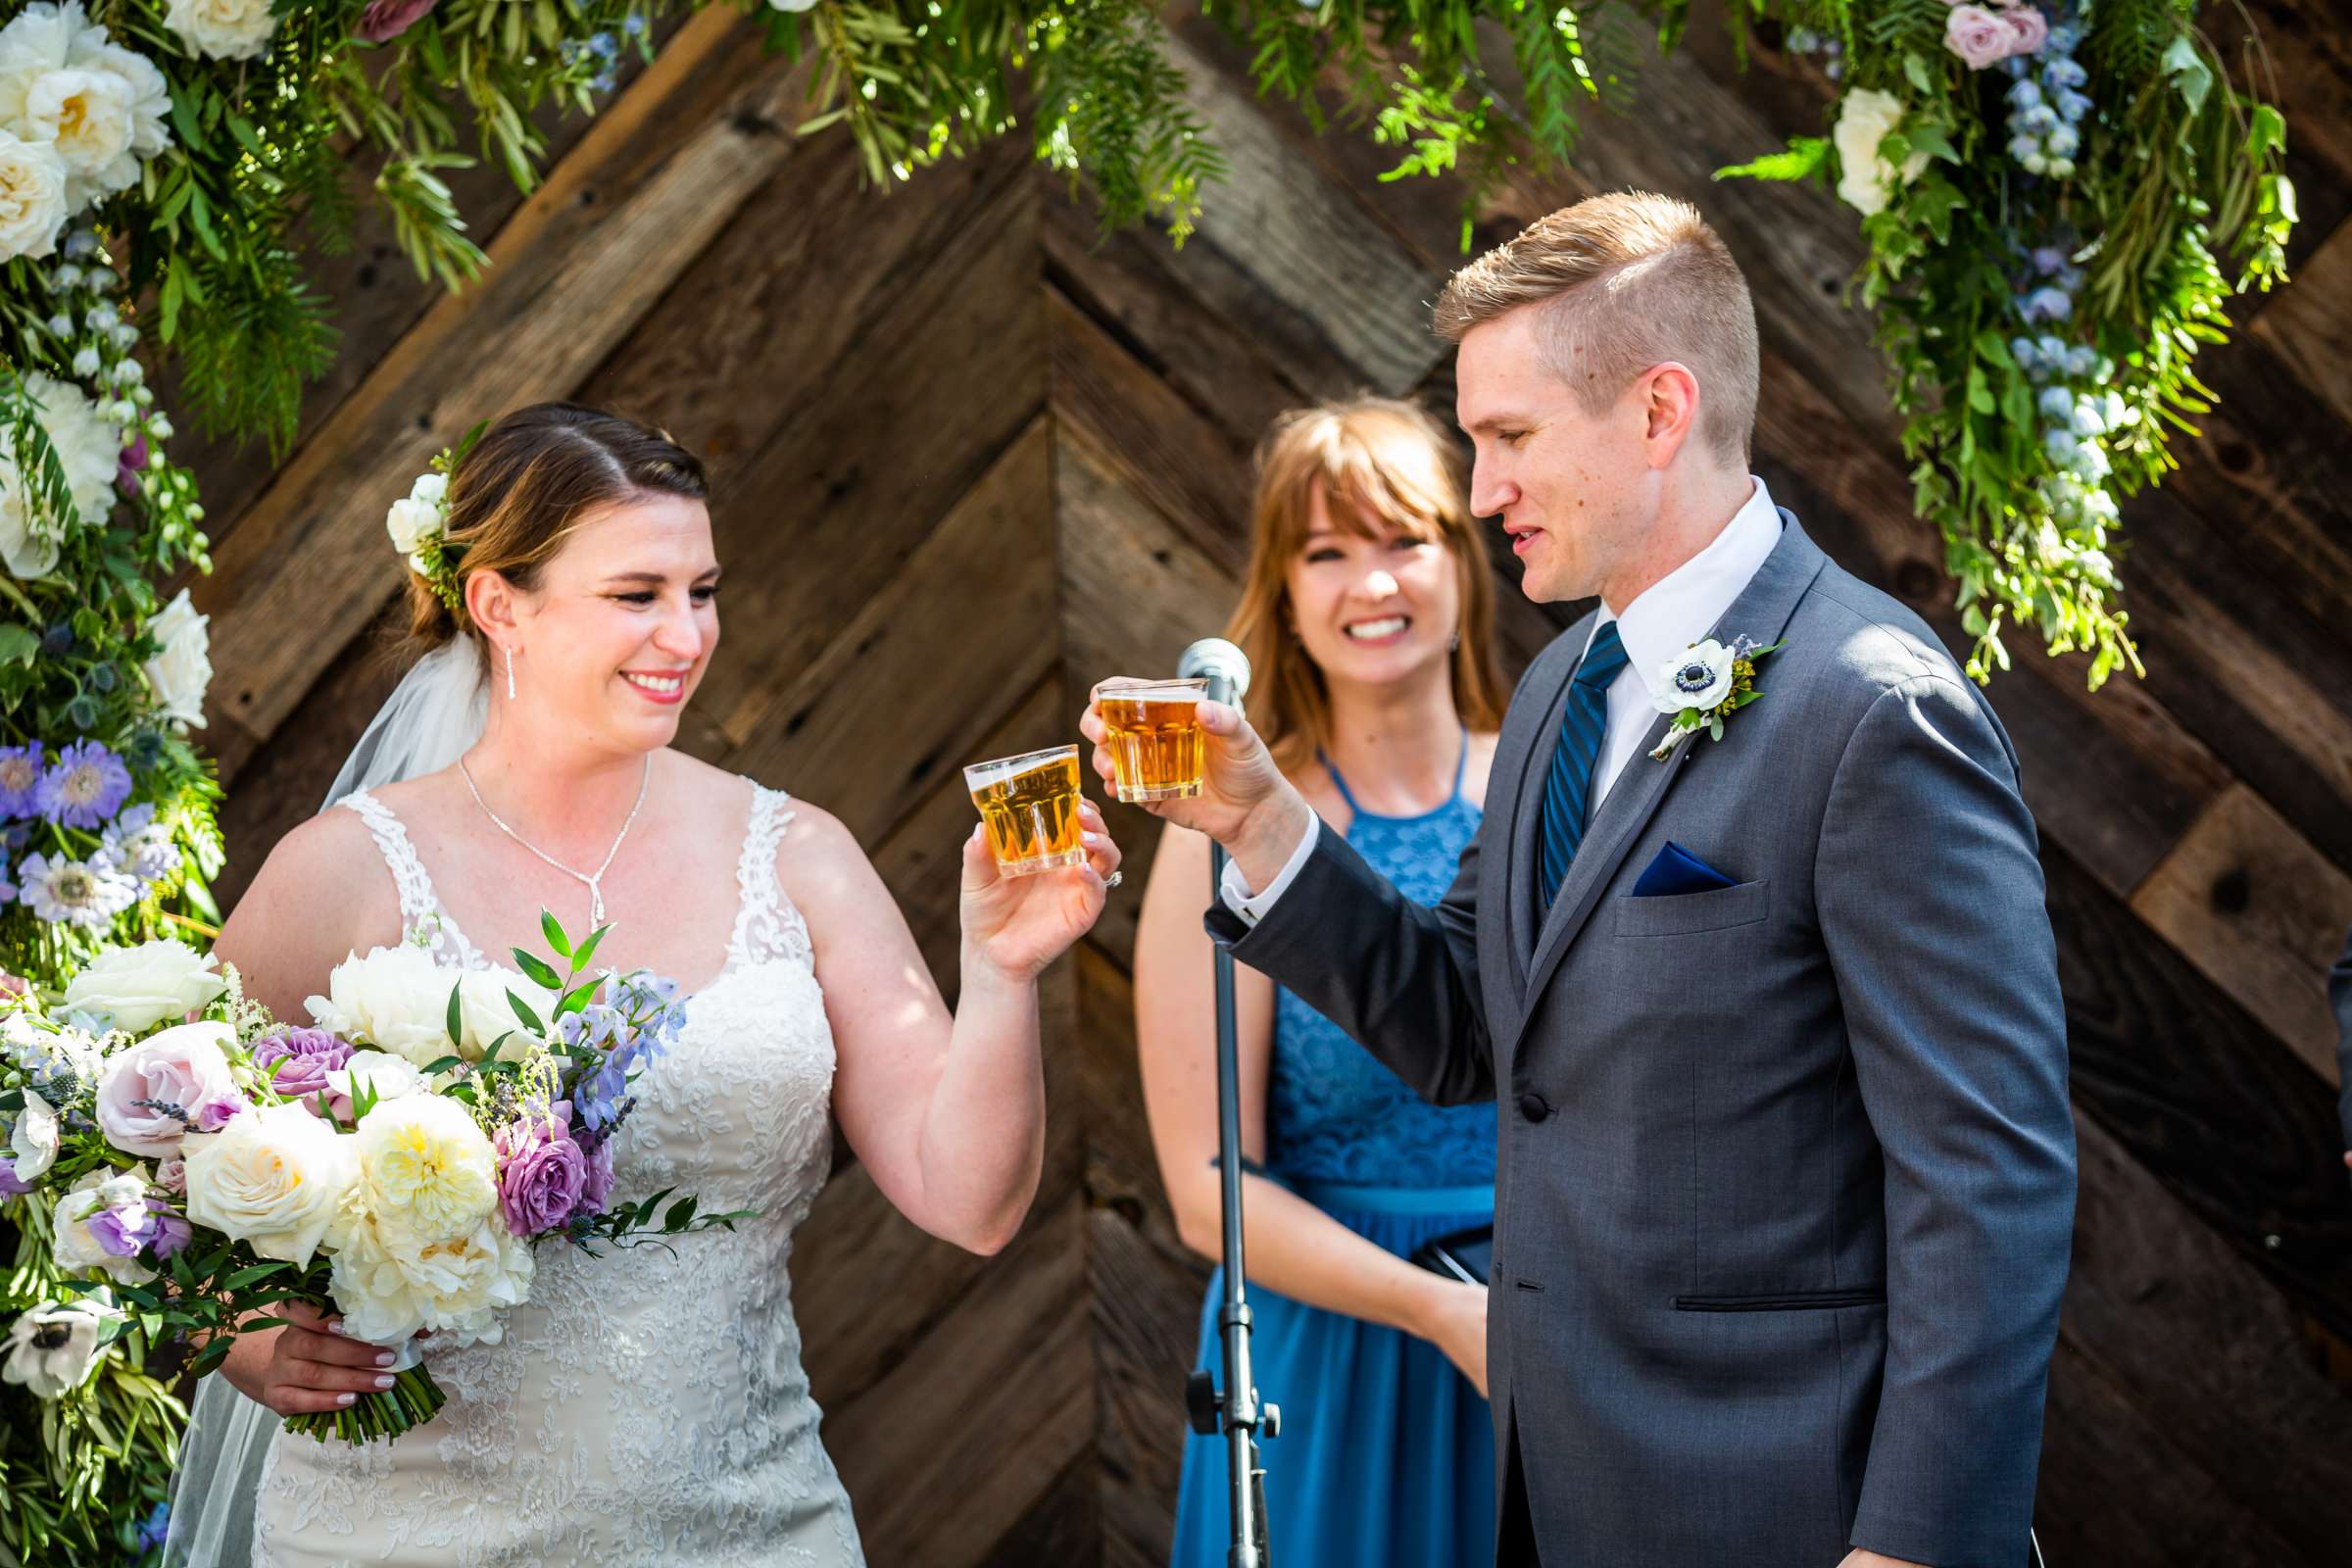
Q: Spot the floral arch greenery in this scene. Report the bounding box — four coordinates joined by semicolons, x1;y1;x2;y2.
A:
0;0;2293;1559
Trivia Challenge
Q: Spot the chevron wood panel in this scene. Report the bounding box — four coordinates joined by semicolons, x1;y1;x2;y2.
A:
193;5;2352;1564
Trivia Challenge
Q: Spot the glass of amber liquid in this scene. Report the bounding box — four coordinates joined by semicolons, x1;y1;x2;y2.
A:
1098;677;1209;803
965;745;1088;876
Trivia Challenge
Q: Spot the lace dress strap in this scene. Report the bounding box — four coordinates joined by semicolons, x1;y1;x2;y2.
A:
726;784;814;972
335;789;489;970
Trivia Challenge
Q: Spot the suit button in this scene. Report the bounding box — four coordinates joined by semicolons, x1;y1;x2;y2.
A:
1517;1093;1551;1124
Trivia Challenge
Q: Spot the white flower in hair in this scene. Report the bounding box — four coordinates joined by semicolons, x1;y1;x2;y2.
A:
385;469;448;561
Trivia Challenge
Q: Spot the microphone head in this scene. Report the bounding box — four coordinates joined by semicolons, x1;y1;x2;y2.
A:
1178;637;1251;702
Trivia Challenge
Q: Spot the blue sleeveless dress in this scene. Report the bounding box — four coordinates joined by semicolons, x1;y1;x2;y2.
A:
1170;745;1497;1567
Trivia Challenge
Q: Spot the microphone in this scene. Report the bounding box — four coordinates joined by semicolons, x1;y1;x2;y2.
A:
1178;637;1252;710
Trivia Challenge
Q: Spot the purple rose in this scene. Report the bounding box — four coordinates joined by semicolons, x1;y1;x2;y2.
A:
1944;4;2017;70
254;1028;355;1104
579;1137;615;1214
494;1106;590;1237
356;0;438;44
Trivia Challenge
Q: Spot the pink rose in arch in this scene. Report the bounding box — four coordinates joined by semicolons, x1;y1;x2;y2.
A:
2003;7;2049;57
1944;4;2017;70
356;0;438;44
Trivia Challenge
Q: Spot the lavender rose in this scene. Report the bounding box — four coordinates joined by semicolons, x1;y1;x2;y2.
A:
1944;4;2017;69
253;1027;354;1104
494;1106;590;1237
356;0;438;44
94;1021;236;1156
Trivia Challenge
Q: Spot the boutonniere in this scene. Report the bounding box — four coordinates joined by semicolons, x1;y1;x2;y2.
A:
1649;635;1783;760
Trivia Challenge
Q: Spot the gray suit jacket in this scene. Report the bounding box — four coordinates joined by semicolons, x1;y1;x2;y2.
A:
1209;517;2076;1566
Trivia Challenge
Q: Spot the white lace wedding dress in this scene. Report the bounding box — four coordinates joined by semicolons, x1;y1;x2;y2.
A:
249;784;865;1567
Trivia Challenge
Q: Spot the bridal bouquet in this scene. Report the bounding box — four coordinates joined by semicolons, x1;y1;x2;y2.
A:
3;916;747;1445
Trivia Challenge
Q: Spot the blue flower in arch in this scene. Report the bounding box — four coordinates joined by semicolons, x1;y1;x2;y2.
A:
0;746;41;817
35;741;132;829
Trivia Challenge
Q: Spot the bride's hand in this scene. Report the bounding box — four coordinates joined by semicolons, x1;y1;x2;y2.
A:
958;800;1120;984
220;1300;405;1418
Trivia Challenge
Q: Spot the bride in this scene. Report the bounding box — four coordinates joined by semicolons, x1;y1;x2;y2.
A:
180;403;1119;1566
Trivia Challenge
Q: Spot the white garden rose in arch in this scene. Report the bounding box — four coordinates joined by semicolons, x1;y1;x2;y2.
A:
163;0;277;62
0;369;121;577
1832;89;1930;218
142;586;214;729
0;1;173;210
0;127;67;263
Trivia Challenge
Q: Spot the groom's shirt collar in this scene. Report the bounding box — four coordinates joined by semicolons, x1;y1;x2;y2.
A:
1592;475;1784;701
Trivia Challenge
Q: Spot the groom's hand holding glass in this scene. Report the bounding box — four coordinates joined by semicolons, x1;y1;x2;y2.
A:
1079;684;1308;897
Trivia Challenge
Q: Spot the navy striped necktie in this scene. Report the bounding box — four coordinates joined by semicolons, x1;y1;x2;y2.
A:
1539;619;1629;909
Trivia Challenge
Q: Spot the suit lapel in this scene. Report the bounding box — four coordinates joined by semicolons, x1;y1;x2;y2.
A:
1503;514;1829;1059
1504;612;1598;984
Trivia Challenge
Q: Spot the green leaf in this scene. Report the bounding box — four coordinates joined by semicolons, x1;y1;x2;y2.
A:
1902;52;1934;97
508;991;545;1036
224;1261;291;1290
570;924;611;974
1713;137;1829;184
2162;35;2212;117
447;980;466;1050
0;624;36;666
540;910;572;960
513;949;564;992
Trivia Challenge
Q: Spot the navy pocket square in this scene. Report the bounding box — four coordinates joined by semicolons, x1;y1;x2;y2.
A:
1632;841;1738;898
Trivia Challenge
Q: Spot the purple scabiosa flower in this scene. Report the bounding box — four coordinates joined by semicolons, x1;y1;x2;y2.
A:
0;746;40;817
252;1027;354;1103
99;803;180;885
35;742;132;830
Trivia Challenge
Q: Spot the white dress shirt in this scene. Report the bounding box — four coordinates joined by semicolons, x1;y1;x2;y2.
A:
1222;477;1786;924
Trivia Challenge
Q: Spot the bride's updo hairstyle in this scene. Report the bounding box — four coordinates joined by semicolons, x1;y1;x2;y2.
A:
403;402;709;657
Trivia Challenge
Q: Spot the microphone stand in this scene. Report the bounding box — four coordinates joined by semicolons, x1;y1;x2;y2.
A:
1182;671;1277;1568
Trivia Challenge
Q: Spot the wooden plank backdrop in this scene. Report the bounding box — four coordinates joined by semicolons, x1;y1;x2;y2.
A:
187;6;2351;1563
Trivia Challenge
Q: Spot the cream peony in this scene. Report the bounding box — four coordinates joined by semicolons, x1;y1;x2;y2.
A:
307;944;463;1068
0;369;120;576
94;1020;236;1156
1832;89;1930;218
182;1100;358;1266
329;1209;534;1348
141;587;213;728
163;0;277;62
51;1168;155;1284
0;127;66;265
62;937;225;1033
2;1290;120;1397
352;1095;498;1246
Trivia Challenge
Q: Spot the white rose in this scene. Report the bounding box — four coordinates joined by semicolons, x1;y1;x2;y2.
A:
8;1093;58;1183
182;1101;358;1266
52;1168;155;1284
163;0;277;62
141;587;213;729
455;968;555;1062
330;1209;532;1349
351;1095;497;1246
408;472;447;508
2;1289;121;1398
1653;638;1738;715
324;1049;427;1105
307;945;462;1069
61;937;225;1034
1832;89;1929;218
1;370;119;577
383;493;442;557
0;127;67;265
768;0;822;12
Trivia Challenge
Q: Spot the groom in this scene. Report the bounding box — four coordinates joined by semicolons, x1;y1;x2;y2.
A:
1095;193;2075;1565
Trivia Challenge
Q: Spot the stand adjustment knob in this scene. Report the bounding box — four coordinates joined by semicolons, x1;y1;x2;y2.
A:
1261;1401;1281;1440
1184;1370;1221;1436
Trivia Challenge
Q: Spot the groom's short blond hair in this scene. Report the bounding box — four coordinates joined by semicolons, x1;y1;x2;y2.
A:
1434;192;1759;464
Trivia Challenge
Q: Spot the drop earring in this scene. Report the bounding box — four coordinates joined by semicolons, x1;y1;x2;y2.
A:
505;644;517;702
1448;629;1461;653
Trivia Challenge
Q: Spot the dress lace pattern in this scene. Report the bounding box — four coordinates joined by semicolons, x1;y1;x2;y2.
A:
1265;772;1497;1190
252;785;862;1568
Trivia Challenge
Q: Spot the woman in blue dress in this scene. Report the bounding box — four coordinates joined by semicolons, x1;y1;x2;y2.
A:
1133;398;1512;1567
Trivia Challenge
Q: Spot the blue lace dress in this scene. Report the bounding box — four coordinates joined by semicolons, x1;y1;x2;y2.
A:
1171;745;1496;1567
